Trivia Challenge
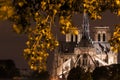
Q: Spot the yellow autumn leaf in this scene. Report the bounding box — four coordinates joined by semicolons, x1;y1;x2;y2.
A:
35;36;39;40
110;46;114;50
59;16;64;24
32;66;37;70
41;43;44;48
46;53;49;56
35;12;39;16
30;65;34;70
113;32;117;36
41;1;46;6
61;30;66;34
40;52;43;55
38;57;42;61
32;51;35;54
1;5;7;11
55;41;59;46
58;3;62;8
69;27;79;35
41;29;45;34
7;7;14;17
18;2;24;7
66;21;71;27
73;29;79;35
24;48;31;53
97;15;101;19
47;43;50;48
118;37;120;41
118;10;120;16
116;0;120;5
31;57;35;60
53;9;57;15
114;49;118;53
26;41;30;45
41;1;46;10
49;4;53;9
12;24;21;34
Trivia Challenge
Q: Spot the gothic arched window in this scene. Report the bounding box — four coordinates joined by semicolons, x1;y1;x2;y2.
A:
75;35;78;42
103;33;106;41
98;33;101;41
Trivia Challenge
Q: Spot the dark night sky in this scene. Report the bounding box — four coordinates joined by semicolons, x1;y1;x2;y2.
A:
0;11;120;69
0;20;29;69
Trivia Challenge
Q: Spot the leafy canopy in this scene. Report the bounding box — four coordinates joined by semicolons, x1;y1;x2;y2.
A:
110;25;120;53
0;0;120;72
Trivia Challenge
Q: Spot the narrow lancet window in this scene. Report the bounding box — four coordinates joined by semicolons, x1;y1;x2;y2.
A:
103;33;106;41
98;33;101;41
75;35;78;43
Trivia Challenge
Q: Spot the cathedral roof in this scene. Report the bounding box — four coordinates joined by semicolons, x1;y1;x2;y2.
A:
78;33;93;47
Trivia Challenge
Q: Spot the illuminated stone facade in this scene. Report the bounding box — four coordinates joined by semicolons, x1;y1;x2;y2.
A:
52;13;118;79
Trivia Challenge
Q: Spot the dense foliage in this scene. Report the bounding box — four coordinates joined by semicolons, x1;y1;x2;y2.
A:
92;64;120;80
0;0;120;71
109;25;120;53
67;64;120;80
67;66;92;80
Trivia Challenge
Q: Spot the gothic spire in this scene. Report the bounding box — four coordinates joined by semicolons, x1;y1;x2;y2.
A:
78;12;93;47
82;12;90;36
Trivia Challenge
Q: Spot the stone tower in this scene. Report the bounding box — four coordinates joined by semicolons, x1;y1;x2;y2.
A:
92;27;111;42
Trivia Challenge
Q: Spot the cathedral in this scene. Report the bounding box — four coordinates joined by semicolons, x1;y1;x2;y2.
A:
52;13;118;79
